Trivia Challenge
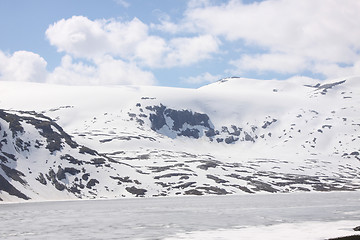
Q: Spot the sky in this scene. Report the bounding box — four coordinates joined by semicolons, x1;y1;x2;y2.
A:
1;0;360;88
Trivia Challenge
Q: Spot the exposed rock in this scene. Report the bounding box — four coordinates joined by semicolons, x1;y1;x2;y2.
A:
0;175;30;200
82;173;90;181
231;185;254;193
184;189;203;196
64;167;81;175
179;128;200;138
173;182;196;189
36;173;47;185
147;104;167;131
24;116;78;153
244;132;255;142
147;104;213;139
154;173;192;179
68;185;81;194
56;166;66;180
225;136;239;144
197;161;218;170
148;163;185;173
0;164;27;185
327;235;360;240
216;138;223;143
165;108;211;130
196;186;230;195
230;125;241;136
110;176;133;183
54;181;66;191
60;154;83;165
57;166;81;180
91;158;106;166
125;186;147;196
0;110;24;137
207;174;228;184
79;146;98;155
205;128;216;137
0;155;8;163
250;180;278;193
86;179;99;189
15;138;30;152
262;119;277;129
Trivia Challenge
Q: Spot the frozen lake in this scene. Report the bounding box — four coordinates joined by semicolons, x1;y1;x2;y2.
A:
1;192;360;239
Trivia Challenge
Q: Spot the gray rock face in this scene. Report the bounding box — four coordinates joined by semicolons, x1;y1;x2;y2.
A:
165;108;211;130
0;174;30;200
179;128;200;139
36;173;47;185
146;105;167;131
262;119;277;129
225;136;238;144
125;186;147;196
86;179;99;189
147;104;214;139
145;104;260;145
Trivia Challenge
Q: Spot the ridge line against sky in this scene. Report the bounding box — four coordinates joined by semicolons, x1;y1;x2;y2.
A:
1;0;360;88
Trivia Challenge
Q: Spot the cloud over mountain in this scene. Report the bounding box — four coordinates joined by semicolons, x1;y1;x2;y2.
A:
1;0;360;86
183;0;360;77
0;51;47;82
46;16;220;68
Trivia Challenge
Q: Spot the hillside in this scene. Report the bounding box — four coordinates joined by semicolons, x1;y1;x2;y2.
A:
0;76;360;202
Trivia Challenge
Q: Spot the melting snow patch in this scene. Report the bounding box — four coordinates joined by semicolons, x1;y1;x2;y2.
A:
164;221;360;240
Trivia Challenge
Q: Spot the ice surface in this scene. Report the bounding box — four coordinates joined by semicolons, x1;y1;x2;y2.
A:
0;192;359;239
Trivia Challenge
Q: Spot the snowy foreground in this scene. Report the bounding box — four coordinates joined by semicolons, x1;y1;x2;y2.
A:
0;192;359;240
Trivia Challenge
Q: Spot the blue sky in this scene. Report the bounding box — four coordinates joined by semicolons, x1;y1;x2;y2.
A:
1;0;360;88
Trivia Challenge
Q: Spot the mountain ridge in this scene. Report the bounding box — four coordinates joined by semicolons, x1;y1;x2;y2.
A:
0;76;359;202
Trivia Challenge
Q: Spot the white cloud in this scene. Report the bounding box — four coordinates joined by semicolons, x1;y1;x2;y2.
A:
134;36;168;67
94;56;155;85
6;1;360;87
150;20;181;34
187;0;213;9
230;53;308;74
46;16;146;59
185;0;360;56
0;50;47;82
47;55;156;85
0;50;155;86
313;61;360;79
183;72;221;84
165;35;220;67
160;0;360;78
112;0;129;8
44;16;221;85
150;10;195;34
46;16;220;69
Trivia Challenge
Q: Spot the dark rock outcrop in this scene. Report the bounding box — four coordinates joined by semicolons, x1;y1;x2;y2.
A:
147;104;213;139
0;175;30;200
125;186;147;196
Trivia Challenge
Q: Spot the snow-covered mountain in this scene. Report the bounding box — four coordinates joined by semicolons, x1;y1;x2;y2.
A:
1;76;360;202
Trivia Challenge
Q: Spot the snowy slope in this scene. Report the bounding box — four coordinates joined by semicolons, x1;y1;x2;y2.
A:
0;76;360;202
